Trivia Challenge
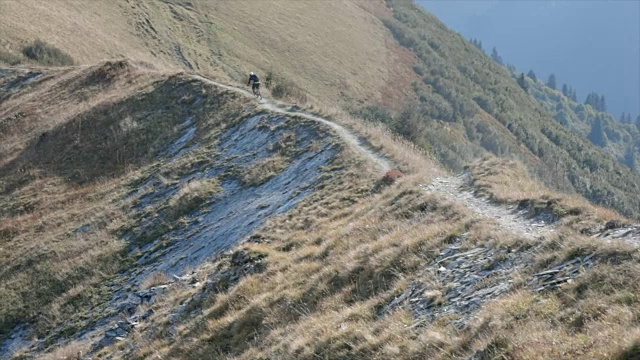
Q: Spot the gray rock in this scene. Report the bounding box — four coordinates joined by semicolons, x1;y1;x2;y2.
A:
117;321;132;331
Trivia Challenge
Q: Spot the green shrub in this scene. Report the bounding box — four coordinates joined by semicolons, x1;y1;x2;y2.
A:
22;39;74;66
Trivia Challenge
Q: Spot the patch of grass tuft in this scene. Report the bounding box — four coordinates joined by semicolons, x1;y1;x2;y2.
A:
167;178;221;219
616;339;640;360
240;155;289;186
265;70;307;103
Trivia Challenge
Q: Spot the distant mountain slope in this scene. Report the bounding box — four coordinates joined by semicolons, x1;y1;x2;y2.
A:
521;72;640;171
369;0;640;217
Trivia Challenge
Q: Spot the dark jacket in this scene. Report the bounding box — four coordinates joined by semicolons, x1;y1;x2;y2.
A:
247;74;260;85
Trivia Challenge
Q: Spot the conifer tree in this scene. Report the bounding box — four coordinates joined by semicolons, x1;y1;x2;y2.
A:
527;70;537;81
491;47;503;65
547;74;557;90
599;95;607;112
624;145;637;170
588;116;607;147
517;73;528;92
585;93;593;107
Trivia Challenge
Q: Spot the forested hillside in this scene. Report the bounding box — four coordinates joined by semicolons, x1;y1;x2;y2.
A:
354;0;640;217
520;71;640;173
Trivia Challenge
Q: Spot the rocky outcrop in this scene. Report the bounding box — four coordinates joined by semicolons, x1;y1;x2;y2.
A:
588;222;640;247
95;310;153;348
380;241;531;327
91;248;266;354
529;253;596;292
381;239;597;328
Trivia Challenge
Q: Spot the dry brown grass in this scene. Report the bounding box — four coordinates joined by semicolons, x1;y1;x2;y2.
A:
0;0;415;111
470;156;623;229
0;174;130;337
0;61;166;165
38;339;91;360
0;0;166;68
141;271;172;290
80;145;640;360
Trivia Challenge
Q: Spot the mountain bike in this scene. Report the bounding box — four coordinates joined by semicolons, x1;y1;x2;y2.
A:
252;84;262;100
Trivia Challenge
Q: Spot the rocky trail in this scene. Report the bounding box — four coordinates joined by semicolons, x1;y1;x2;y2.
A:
423;172;557;239
194;76;562;246
191;75;393;173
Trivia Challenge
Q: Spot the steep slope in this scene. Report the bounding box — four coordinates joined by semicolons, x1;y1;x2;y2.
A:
58;156;640;359
0;61;407;357
0;0;413;106
3;0;639;216
3;1;640;359
366;0;640;217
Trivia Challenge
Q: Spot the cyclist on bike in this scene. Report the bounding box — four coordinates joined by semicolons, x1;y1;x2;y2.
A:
247;72;261;97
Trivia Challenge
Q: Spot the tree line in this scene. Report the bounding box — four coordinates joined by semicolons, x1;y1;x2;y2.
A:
482;43;637;122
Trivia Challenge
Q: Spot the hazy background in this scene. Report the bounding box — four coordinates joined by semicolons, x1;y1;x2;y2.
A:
420;0;640;119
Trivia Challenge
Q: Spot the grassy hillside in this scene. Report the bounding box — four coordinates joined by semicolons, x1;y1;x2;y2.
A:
0;62;251;340
0;0;412;107
92;156;640;360
3;0;638;217
3;1;640;359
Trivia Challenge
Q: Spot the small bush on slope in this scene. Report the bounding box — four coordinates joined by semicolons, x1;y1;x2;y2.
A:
240;155;290;187
265;70;308;104
22;39;74;66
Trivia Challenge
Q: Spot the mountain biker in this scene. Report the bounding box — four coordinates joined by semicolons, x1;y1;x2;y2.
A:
247;72;261;97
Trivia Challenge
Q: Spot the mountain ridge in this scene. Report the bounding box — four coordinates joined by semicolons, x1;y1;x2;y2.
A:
2;1;640;359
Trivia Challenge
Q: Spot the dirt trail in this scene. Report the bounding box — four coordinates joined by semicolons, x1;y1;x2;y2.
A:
194;76;558;240
191;75;392;172
423;172;556;239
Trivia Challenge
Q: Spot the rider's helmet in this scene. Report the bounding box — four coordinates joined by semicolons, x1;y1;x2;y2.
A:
250;72;254;76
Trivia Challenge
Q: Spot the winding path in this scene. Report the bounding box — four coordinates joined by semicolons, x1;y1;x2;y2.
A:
194;76;558;240
191;75;392;173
